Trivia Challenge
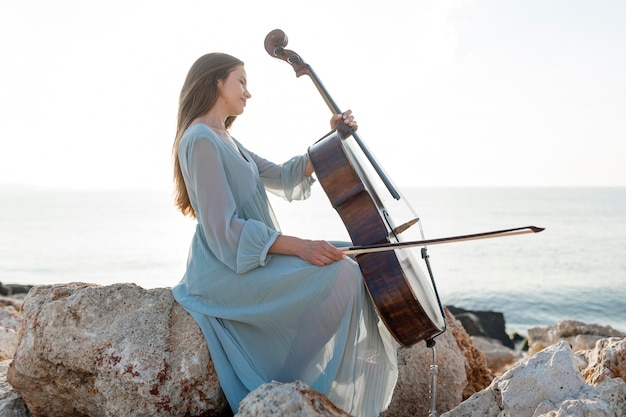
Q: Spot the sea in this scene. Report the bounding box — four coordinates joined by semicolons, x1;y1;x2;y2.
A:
1;185;624;337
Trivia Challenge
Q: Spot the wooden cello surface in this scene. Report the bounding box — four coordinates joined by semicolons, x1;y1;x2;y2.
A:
265;29;446;347
309;129;446;346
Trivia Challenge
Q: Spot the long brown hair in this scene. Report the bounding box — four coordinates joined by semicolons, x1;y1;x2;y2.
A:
172;53;244;218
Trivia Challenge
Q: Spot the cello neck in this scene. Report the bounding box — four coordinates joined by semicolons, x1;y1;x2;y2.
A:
264;29;401;200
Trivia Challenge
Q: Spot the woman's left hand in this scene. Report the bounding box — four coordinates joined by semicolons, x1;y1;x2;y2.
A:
330;110;358;131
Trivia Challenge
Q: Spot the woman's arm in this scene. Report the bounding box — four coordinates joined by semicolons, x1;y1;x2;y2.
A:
187;137;279;273
305;158;314;176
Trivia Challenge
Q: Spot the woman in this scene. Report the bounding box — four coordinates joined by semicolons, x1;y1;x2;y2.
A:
171;52;398;417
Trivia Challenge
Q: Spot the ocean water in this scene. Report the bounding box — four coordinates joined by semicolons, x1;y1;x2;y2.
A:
1;185;624;336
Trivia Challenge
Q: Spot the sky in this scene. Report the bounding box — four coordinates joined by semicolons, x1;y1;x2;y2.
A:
1;0;625;190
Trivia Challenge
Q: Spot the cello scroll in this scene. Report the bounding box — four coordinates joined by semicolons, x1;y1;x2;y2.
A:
264;29;310;77
264;29;346;123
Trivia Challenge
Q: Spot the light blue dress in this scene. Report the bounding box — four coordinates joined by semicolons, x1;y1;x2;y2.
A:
172;124;398;417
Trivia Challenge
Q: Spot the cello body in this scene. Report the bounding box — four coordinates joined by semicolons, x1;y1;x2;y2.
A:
309;130;446;347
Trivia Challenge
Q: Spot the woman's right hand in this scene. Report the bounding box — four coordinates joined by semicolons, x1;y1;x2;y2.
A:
298;239;346;266
270;235;346;266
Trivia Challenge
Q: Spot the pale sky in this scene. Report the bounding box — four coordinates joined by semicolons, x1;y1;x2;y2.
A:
1;0;624;190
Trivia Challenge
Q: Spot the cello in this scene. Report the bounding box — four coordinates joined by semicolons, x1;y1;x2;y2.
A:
264;29;543;348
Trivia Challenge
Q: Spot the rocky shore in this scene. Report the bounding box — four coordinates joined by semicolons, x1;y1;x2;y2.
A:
0;282;624;416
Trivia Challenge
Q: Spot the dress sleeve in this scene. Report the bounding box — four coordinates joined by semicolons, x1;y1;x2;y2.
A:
246;150;315;201
186;138;279;274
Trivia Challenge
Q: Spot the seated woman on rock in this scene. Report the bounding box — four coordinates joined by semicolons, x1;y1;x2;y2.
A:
170;52;398;417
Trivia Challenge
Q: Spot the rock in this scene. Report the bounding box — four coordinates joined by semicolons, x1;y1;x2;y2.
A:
443;309;494;399
382;307;493;417
5;284;494;417
10;282;623;417
0;328;18;361
440;340;626;417
0;297;22;361
236;332;626;416
0;284;32;297
579;337;626;385
511;332;528;351
0;295;25;364
236;380;351;417
447;306;513;348
7;283;229;417
383;321;466;417
0;296;23;332
0;359;31;417
528;320;626;356
471;336;521;374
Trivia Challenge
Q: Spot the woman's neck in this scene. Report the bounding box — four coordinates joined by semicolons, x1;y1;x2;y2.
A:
193;113;225;131
192;114;238;150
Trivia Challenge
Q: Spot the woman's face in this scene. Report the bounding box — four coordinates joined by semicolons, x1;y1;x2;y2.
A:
217;65;251;116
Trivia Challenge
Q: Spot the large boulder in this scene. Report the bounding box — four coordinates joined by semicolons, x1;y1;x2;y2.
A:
7;283;229;417
440;340;626;417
